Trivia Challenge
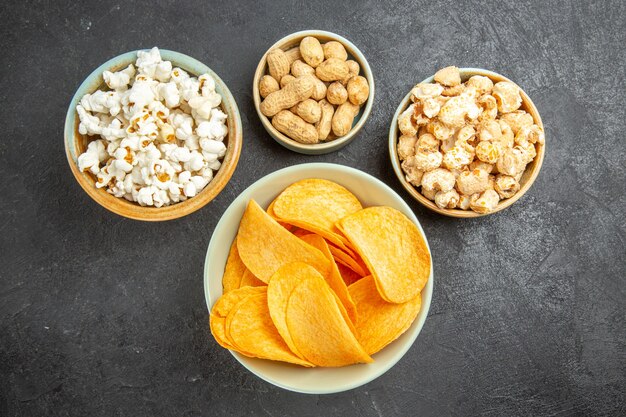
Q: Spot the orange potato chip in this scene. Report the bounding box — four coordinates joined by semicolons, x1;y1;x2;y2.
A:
281;263;373;366
237;200;330;283
349;276;422;355
267;262;314;360
298;234;357;325
209;286;266;351
290;227;310;239
239;269;266;288
272;179;363;231
226;292;313;367
337;262;363;286
222;238;246;293
327;244;368;277
267;199;292;231
271;179;362;254
281;218;356;255
337;206;431;303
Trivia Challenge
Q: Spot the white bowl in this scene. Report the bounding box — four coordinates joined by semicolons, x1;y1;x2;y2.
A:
203;163;434;394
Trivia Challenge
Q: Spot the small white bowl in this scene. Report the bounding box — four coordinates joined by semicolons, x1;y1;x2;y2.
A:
204;163;433;394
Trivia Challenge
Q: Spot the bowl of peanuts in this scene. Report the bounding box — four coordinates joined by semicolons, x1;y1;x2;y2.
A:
253;30;374;155
389;67;545;217
64;48;243;221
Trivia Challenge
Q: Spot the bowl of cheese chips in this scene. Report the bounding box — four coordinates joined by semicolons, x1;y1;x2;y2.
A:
204;163;433;393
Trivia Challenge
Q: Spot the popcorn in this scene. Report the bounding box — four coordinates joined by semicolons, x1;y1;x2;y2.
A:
456;169;490;195
469;160;494;173
199;167;214;182
440;137;456;153
441;84;465;97
127;80;157;112
207;159;221;171
515;141;537;164
103;64;135;91
470;190;500;213
466;75;493;95
515;124;545;145
185;151;205;172
398;107;418;136
76;47;227;206
475;141;501;164
179;77;201;101
157;82;180;108
494;175;520;199
158;123;176;143
501;110;534;135
477;94;498;121
426;120;454;141
421;168;456;192
190;175;210;190
183;181;197;198
170;67;190;84
136;186;156;206
457;194;471;210
421;187;437;201
397;134;417;160
416;133;439;154
154;60;173;83
434;66;461;87
422;98;441;118
77;147;101;174
200;138;227;156
184;134;200;151
77;105;104;136
410;83;444;101
210;108;227;123
435;189;460;209
197;120;228;141
496;120;515;148
442;146;473;170
136;47;163;78
456;125;477;151
178;170;192;184
152;188;171;207
492;81;522;113
80;91;109;114
188;94;222;120
404;166;423;187
407;151;443;172
199;74;216;96
477;120;502;142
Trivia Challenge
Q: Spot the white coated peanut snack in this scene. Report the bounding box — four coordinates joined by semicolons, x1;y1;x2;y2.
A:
76;47;227;207
397;66;543;213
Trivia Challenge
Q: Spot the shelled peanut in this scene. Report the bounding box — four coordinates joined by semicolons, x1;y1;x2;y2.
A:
396;66;544;214
259;36;370;144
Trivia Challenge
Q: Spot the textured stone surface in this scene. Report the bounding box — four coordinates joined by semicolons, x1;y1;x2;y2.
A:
1;0;624;415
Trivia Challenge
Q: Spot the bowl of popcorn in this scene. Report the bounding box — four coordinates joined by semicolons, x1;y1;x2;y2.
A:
389;67;545;217
65;47;243;221
253;30;374;155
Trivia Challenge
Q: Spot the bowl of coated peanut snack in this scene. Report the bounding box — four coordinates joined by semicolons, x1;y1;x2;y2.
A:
253;30;374;155
389;67;545;217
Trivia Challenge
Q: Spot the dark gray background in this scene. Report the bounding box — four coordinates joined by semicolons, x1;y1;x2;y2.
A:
1;0;624;416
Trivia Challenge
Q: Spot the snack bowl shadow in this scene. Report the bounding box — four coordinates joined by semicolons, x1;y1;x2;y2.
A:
64;49;243;221
388;68;545;218
253;30;375;155
204;163;433;394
